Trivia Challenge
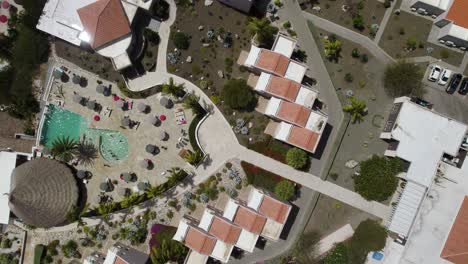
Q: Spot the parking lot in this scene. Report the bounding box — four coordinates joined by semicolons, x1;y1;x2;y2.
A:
422;64;468;124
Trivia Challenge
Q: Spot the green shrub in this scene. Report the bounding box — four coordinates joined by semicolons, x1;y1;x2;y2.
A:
222;79;256;110
34;245;45;264
351;48;360;58
144;28;160;44
323;243;348;264
354;155;404;201
283;21;291;29
172;32;190;49
406;37;418;50
352;14;365;30
383;0;391;8
274;180;295;201
286;148;308;169
348;220;387;263
344;73;354;83
360;54;368;63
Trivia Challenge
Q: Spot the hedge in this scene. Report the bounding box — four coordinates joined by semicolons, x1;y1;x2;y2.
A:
33;245;45;264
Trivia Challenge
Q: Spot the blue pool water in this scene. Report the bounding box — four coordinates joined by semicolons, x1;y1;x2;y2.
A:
41;105;129;162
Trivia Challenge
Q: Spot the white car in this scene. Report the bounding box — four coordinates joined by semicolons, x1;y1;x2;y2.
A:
438;69;452;86
428;65;442;82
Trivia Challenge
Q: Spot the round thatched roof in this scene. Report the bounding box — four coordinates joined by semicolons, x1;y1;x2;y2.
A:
8;158;79;228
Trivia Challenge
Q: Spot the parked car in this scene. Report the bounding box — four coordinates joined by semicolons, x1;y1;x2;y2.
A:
446;73;463;94
428;65;442;82
459;77;468;95
438;69;452;86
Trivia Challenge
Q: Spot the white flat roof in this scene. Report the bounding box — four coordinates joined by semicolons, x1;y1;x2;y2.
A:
247;188;264;211
211;241;233;263
295;86;318;108
389;98;467;187
254;72;271;92
223;199;239;221
185;250;209;264
244;45;261;67
173;219;189;241
272;35;296;58
0;152;17;225
199;209;214;231
261;218;284;241
446;23;468;41
235;229;259;253
102;250;118;264
284;61;307;83
305;111;328;133
274;122;293;141
265;97;281;117
398;161;468;264
388;181;427;237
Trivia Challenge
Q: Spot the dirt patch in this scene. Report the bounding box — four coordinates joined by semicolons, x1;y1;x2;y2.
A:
55;40;124;83
167;1;273;145
379;10;463;66
0;112;34;152
302;0;387;39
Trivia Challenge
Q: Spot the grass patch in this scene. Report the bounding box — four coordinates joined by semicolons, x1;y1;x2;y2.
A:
34;244;45;264
188;110;207;153
247;135;290;163
117;82;161;99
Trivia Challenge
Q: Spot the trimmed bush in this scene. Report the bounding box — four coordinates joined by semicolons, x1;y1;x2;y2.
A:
172;32;190;50
286;148;308;169
274;180;295;201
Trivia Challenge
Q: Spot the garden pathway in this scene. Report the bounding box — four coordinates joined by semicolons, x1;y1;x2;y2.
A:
374;0;397;44
302;11;395;65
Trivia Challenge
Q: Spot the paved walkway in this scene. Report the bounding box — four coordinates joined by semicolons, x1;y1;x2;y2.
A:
281;1;345;177
374;1;397;44
302;11;395;65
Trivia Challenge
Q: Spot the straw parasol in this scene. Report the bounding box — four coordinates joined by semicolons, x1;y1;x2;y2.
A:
121;117;130;127
146;144;156;154
100;182;110;192
146;115;158;125
159;131;167;141
115;100;125;109
137;102;147;112
86;100;96;110
72;94;83;104
79;77;88;87
103;87;111;97
8;158;78;228
96;84;105;94
122;172;132;182
137;182;148;191
76;170;87;179
139;159;150;169
72;75;81;84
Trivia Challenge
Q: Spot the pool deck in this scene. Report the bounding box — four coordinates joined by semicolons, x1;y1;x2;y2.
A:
46;73;194;206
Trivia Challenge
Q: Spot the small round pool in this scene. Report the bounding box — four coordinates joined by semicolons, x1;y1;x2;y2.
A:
84;129;129;162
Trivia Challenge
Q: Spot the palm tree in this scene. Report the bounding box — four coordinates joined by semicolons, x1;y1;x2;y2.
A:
343;96;367;123
120;193;142;209
145;185;162;199
50;136;77;162
246;17;278;46
95;202;116;216
324;38;342;61
183;93;205;116
76;139;98;167
162;77;185;98
184;150;203;165
66;204;90;226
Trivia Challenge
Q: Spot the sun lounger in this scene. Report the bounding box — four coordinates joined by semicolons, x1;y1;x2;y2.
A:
103;107;112;117
175;109;187;125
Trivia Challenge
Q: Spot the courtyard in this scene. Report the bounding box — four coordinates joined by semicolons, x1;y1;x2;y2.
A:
43;62;195;207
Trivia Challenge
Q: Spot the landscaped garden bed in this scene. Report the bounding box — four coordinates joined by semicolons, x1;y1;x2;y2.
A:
302;0;387;38
379;9;463;66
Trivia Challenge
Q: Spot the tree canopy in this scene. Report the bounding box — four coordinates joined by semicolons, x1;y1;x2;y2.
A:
354;155;404;201
348;219;387;263
222;79;256;110
384;61;424;97
286;148;308;169
274;180;295;201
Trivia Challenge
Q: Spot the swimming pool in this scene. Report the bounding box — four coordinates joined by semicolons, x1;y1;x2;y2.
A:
84;129;129;162
40;105;88;148
41;105;129;162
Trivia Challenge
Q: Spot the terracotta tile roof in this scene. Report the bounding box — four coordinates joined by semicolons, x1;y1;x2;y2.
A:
185;227;217;255
276;100;311;127
256;50;290;76
441;196;468;264
258;195;291;224
266;75;300;102
209;216;242;244
113;257;128;264
447;0;468;29
287;126;320;152
77;0;131;49
233;206;267;234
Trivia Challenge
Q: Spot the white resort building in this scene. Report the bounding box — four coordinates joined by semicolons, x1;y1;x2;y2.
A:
240;34;329;154
37;0;154;70
378;96;468;264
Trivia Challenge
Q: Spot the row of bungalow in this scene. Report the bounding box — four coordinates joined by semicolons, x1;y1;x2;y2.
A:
239;34;328;154
173;187;292;263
